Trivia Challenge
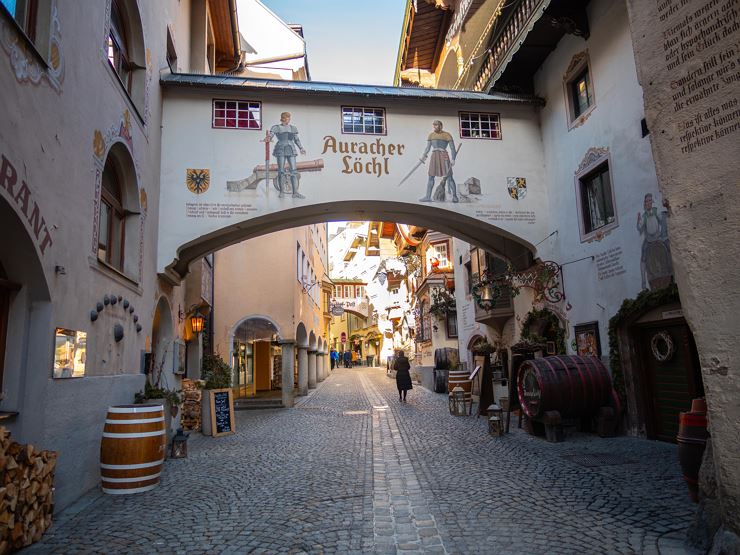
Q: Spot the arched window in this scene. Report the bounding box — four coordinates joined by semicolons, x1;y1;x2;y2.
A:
98;159;125;270
105;0;145;114
107;0;132;94
97;143;140;279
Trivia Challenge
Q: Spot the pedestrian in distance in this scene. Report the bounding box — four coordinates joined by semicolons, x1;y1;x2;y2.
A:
393;351;413;403
330;349;338;370
344;350;352;368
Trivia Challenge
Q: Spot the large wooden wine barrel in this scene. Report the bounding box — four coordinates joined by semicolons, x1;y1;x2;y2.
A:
100;405;167;494
434;347;459;370
517;356;617;419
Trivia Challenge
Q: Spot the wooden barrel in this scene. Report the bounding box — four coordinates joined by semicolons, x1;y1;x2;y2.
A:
517;355;615;419
448;369;472;400
677;411;709;502
434;347;459;370
100;404;166;494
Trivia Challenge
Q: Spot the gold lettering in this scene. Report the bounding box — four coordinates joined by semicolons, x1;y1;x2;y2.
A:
388;144;396;156
341;155;353;174
321;135;337;155
397;144;405;155
359;143;368;154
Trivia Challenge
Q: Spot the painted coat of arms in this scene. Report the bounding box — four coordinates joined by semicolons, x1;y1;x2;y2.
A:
186;169;210;194
507;177;527;200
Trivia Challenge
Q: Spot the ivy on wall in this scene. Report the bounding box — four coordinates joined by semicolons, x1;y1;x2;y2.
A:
607;284;680;404
520;308;566;354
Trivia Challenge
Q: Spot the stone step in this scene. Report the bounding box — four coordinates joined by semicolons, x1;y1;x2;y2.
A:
233;399;284;411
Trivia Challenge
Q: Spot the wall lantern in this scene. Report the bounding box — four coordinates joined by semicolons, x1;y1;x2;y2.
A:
171;428;189;458
448;386;468;416
190;311;205;334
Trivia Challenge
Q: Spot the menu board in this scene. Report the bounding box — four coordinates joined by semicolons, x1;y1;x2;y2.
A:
208;388;235;437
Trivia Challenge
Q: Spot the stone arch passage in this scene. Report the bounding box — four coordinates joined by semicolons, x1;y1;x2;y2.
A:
163;201;536;282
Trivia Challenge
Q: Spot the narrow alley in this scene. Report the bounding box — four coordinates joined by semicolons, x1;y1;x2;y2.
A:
29;368;695;554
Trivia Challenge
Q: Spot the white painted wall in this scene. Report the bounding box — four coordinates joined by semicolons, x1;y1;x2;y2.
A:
158;93;549;273
533;0;662;360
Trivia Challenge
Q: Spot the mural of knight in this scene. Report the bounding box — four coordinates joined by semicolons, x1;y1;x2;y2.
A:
268;111;306;199
420;120;458;203
637;193;673;290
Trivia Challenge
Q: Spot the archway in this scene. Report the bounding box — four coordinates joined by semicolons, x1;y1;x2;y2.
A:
0;195;52;440
151;296;175;391
164;201;536;282
230;316;281;399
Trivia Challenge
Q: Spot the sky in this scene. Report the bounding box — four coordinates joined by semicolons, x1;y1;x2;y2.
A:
261;0;407;85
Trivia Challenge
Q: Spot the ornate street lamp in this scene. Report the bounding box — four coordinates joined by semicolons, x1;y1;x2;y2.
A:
190;311;204;334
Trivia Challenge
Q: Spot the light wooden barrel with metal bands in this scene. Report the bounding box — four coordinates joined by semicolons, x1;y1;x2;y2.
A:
448;369;473;394
100;404;166;495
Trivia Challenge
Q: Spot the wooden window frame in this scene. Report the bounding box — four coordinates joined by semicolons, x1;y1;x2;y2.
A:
574;152;618;242
341;106;387;136
107;0;133;95
446;312;458;338
563;51;596;130
458;111;502;140
212;99;262;130
98;163;126;272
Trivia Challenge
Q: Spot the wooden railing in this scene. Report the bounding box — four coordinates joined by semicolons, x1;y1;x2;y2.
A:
474;0;545;91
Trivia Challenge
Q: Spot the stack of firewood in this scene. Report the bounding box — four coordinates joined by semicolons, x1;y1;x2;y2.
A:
181;379;202;432
0;427;56;553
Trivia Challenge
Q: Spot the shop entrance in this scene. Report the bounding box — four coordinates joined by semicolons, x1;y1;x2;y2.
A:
634;319;703;442
231;317;281;399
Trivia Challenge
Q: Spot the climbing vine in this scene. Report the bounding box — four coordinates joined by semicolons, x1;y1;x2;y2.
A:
608;283;680;406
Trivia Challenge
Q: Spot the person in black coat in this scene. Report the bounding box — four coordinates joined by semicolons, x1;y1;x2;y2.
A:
393;351;413;402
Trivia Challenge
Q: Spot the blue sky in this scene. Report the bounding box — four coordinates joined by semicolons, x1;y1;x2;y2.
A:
262;0;407;85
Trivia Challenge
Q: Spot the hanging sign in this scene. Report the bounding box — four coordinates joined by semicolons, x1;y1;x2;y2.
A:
341;332;347;343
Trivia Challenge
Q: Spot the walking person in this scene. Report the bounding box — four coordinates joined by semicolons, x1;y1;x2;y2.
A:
343;350;352;368
330;349;338;370
393;351;413;403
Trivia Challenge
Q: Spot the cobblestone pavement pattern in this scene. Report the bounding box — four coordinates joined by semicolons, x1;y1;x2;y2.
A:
28;368;696;554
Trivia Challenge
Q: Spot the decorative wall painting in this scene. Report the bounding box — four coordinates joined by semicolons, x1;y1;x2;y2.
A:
574;322;601;357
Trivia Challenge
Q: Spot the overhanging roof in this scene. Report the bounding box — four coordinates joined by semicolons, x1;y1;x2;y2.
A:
160;72;544;105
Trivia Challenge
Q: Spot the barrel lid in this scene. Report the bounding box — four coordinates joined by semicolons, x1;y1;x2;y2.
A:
108;404;164;413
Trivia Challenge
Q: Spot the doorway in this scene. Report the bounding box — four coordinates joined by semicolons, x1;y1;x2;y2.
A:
634;319;703;442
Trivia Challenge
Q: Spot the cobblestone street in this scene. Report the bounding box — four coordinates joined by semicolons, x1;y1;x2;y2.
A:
28;368;697;554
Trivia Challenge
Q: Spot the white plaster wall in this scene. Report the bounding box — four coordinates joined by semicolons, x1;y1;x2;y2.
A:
533;0;661;361
0;0;197;511
158;93;549;272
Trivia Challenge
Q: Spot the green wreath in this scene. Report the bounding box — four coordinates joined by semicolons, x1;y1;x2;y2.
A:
520;308;566;355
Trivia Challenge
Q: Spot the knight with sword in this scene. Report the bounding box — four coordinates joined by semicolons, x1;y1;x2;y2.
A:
398;120;459;203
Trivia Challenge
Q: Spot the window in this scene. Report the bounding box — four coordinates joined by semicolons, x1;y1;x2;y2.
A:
446;312;458;338
390;287;399;295
459;112;501;139
342;106;386;135
1;0;37;41
427;241;449;271
98;158;126;271
213;100;261;130
344;285;351;298
355;285;365;298
107;0;133;94
571;69;592;118
564;51;595;128
335;285;342;298
166;26;177;72
579;162;615;236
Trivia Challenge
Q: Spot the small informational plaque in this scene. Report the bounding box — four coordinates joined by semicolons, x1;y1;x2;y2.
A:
208;388;235;437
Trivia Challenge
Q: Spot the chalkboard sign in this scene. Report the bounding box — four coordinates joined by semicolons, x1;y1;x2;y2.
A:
208;388;235;437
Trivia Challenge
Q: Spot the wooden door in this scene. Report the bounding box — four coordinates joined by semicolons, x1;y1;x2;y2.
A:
635;320;703;442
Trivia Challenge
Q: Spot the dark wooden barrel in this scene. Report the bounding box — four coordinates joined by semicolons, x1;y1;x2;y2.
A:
677;410;709;502
434;347;459;370
100;404;166;494
517;356;615;419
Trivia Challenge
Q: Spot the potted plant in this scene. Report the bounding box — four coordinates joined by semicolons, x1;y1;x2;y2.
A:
135;348;183;437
